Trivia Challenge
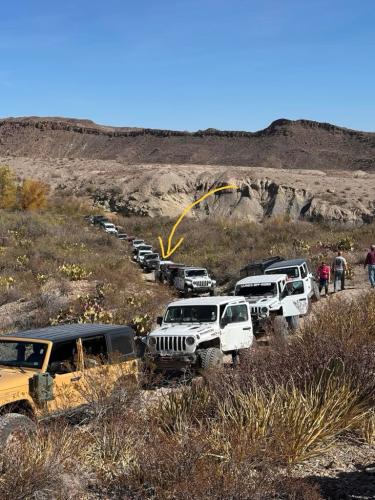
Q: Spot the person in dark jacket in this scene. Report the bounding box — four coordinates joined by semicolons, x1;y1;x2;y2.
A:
364;245;375;288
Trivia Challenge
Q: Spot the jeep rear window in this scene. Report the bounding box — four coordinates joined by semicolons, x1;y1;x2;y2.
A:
265;267;299;279
185;269;207;277
0;340;48;369
235;283;277;297
164;305;217;323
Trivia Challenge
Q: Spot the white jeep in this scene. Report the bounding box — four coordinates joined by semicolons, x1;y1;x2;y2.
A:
234;273;309;335
264;259;320;301
146;296;253;371
174;267;216;297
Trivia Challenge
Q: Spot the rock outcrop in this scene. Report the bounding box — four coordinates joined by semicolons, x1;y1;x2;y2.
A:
90;168;374;225
1;116;375;170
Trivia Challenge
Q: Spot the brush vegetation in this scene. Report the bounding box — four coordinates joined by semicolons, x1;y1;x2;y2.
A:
0;181;375;497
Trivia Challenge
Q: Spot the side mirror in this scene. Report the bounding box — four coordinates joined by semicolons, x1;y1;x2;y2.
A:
220;317;229;328
49;361;70;375
156;316;163;326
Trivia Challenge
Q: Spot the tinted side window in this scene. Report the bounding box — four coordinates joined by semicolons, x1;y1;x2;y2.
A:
223;304;249;323
82;335;108;360
287;280;305;295
109;332;135;360
300;265;308;279
48;340;78;373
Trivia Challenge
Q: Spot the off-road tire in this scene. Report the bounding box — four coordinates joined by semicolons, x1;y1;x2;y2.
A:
199;347;224;371
0;413;36;446
272;316;289;337
209;288;216;296
184;286;191;298
286;315;300;332
312;281;320;302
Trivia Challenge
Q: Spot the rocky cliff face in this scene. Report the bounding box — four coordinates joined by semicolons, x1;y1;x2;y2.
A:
1;116;375;170
88;166;374;225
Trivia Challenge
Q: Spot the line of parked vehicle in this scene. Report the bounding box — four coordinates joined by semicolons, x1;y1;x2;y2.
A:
85;214;321;373
0;215;323;443
86;214;217;296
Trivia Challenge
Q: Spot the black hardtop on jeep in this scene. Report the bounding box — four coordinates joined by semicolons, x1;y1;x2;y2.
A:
8;323;138;360
240;256;285;278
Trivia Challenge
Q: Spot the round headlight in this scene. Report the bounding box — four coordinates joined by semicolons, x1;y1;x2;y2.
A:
186;336;195;346
148;337;157;346
261;306;268;314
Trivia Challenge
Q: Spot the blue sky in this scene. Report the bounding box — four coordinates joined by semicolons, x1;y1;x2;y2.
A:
0;0;374;131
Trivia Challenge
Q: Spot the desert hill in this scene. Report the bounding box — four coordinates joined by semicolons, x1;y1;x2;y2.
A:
1;116;375;170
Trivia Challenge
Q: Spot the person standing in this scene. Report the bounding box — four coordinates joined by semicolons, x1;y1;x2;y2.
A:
332;251;347;292
364;245;375;288
317;261;330;296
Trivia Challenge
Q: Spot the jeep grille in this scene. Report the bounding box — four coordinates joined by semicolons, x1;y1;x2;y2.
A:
194;280;210;287
155;336;187;352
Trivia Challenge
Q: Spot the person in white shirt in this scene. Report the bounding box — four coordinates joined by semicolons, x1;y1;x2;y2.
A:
331;251;347;292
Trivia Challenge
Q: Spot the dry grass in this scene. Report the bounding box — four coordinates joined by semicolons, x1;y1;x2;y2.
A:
0;205;174;333
0;293;371;497
120;215;375;287
0;201;375;497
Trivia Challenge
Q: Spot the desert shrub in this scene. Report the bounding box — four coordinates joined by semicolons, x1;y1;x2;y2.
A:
50;293;113;325
0;165;17;209
59;263;92;281
17;179;49;210
336;236;355;251
0;424;85;500
156;361;370;464
359;409;375;445
0;276;15;290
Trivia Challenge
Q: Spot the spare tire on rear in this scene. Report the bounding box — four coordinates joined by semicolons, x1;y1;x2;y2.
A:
0;413;36;446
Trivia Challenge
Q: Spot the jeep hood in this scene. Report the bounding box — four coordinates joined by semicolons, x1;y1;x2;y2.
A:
0;367;33;391
246;297;279;308
150;323;218;337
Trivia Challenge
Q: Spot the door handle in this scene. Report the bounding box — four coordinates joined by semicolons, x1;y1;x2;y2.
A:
299;298;307;301
243;327;251;330
71;376;81;382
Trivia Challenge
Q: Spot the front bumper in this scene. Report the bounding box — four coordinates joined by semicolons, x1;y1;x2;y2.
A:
146;352;198;370
144;262;159;271
188;285;214;293
251;315;269;333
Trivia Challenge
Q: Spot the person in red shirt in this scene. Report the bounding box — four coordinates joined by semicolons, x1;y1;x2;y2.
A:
317;261;330;296
364;245;375;288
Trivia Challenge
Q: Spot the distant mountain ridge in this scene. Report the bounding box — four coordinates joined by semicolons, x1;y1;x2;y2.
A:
0;116;374;170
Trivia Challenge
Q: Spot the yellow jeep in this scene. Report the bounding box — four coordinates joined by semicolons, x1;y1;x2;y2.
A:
0;323;140;443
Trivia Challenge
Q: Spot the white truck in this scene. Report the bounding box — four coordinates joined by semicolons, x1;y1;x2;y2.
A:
102;222;118;235
234;273;309;335
146;296;253;371
264;258;320;301
174;267;216;297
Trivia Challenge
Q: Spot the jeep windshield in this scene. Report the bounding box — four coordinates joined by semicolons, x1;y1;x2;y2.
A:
265;267;299;279
144;253;159;260
164;305;217;323
185;269;207;277
236;283;277;297
0;340;48;369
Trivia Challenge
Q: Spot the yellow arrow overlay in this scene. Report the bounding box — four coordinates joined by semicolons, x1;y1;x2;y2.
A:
158;184;238;259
